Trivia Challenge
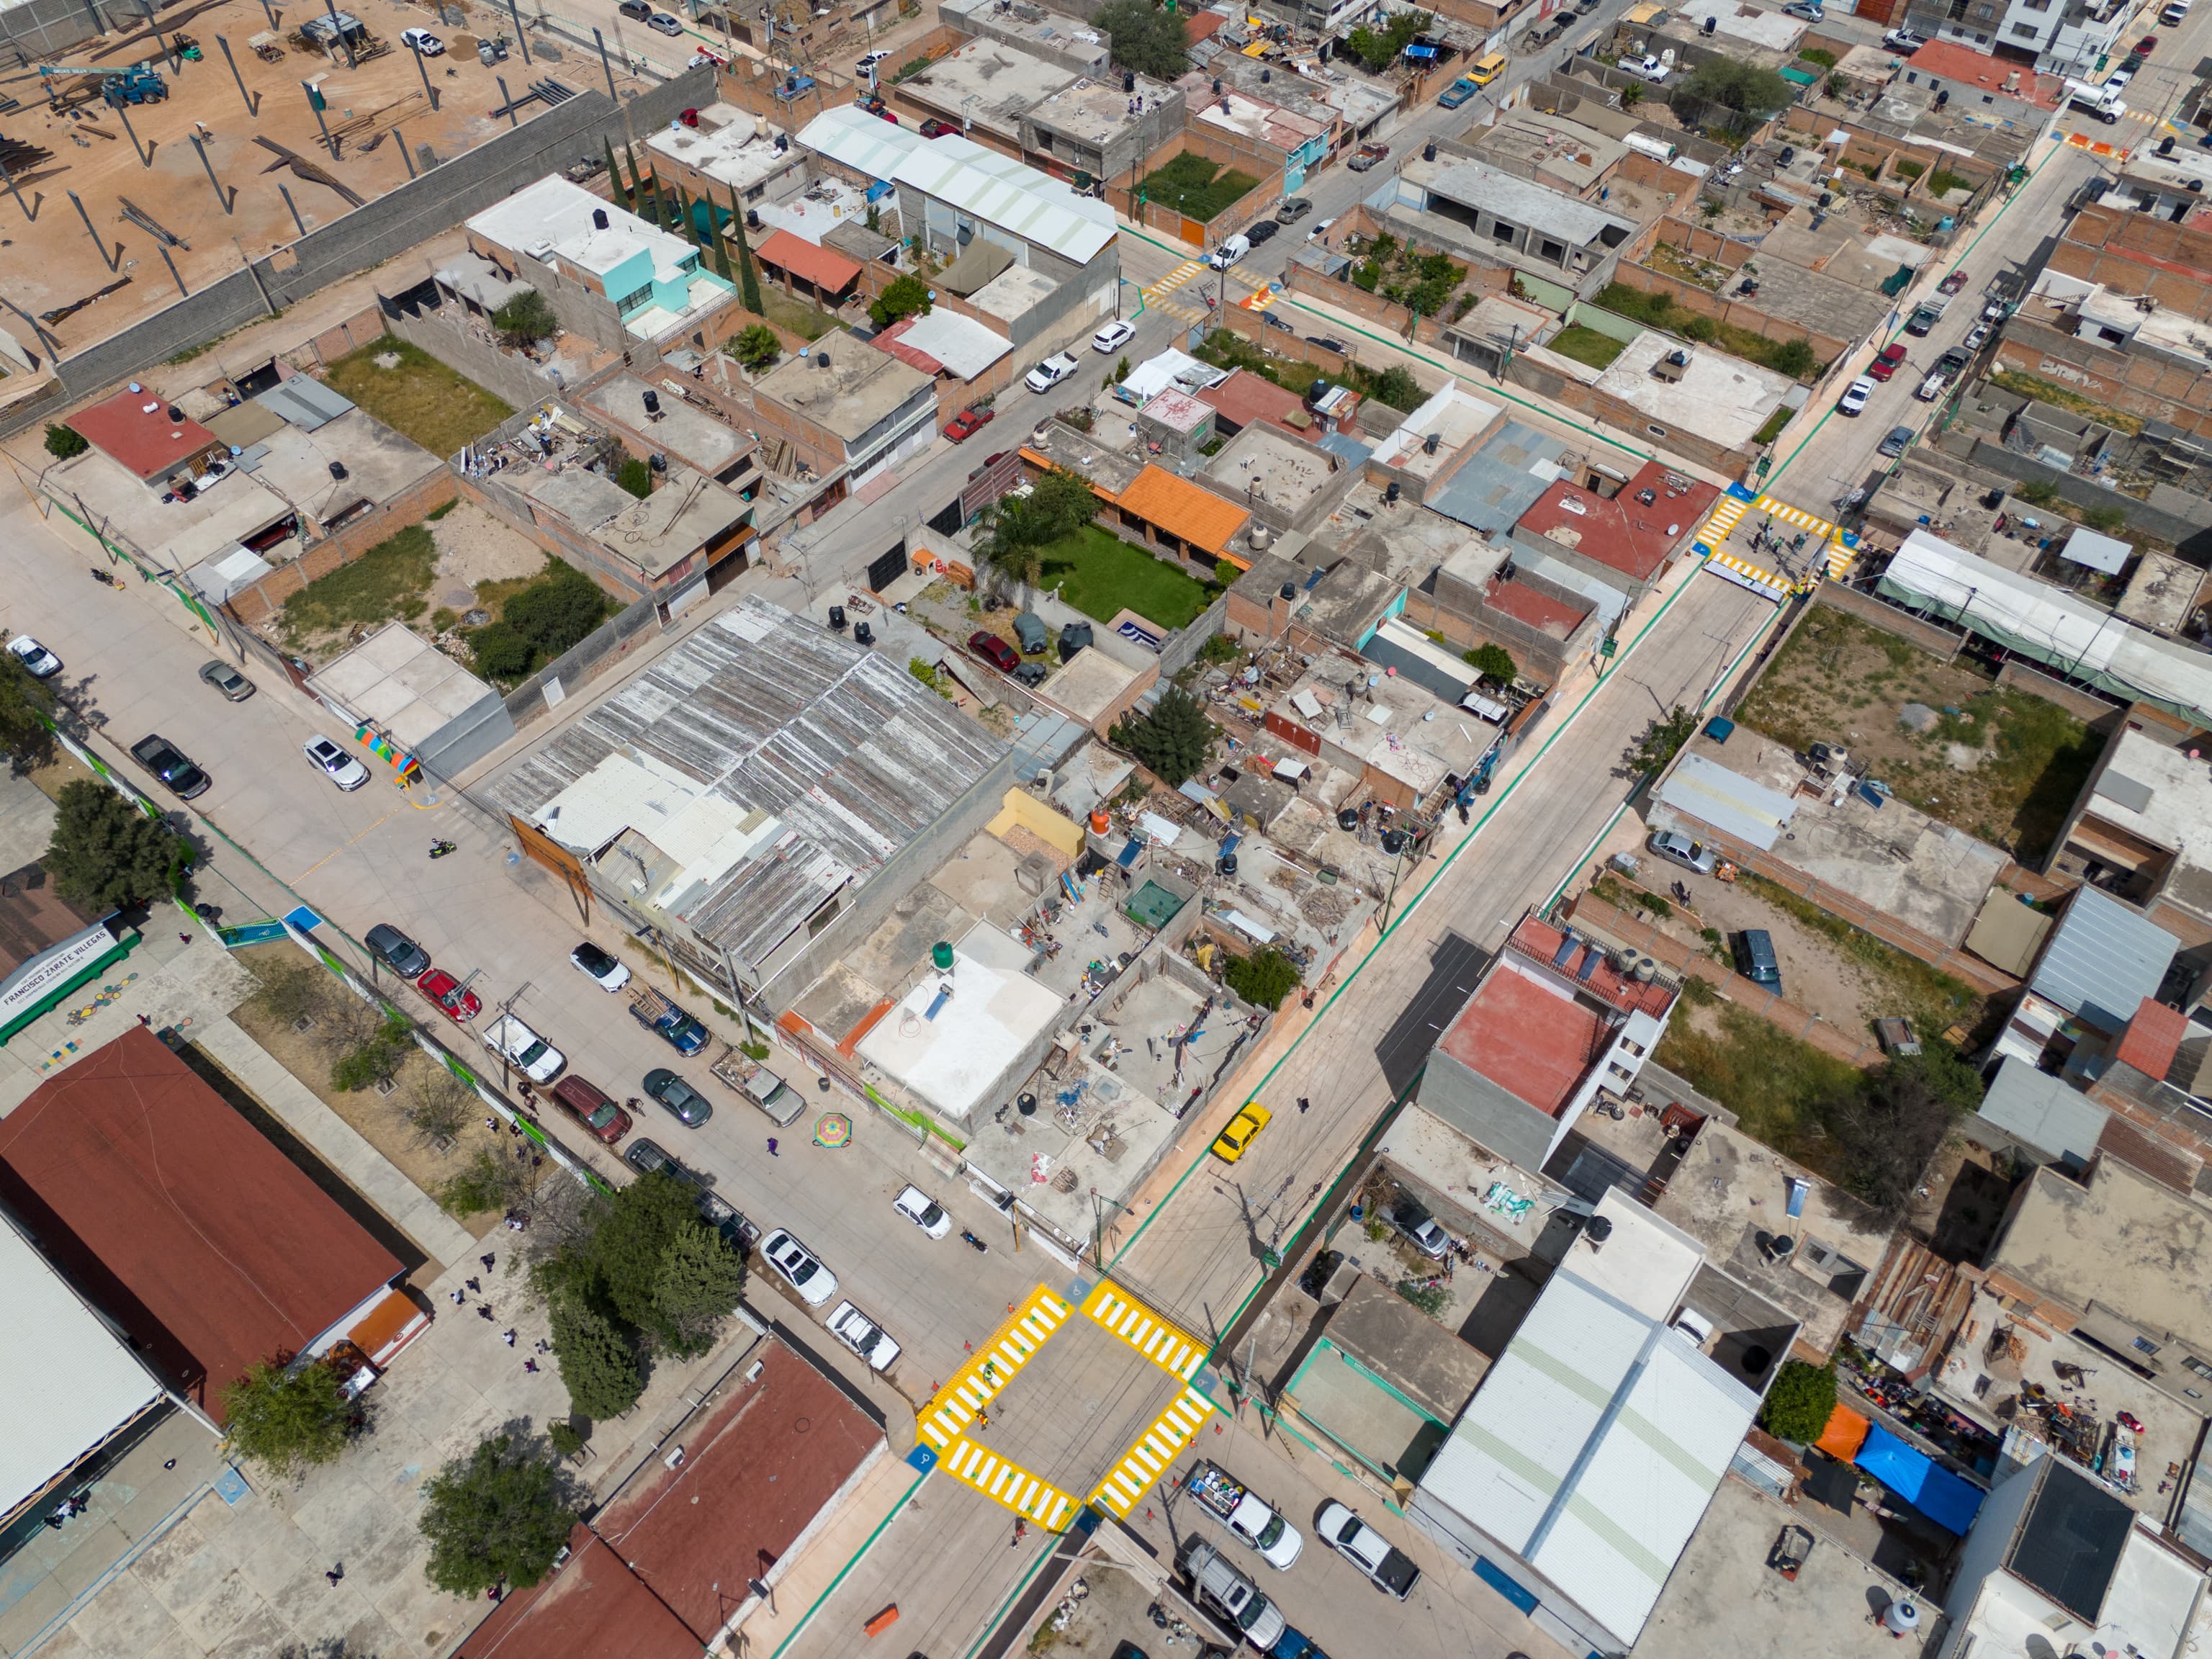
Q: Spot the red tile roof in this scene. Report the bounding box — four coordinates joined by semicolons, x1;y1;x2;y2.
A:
2114;995;2188;1081
1197;369;1313;439
1483;575;1588;639
66;387;219;481
455;1339;883;1658
1514;460;1717;583
1440;960;1601;1118
0;1028;403;1421
754;228;863;296
1903;40;2061;108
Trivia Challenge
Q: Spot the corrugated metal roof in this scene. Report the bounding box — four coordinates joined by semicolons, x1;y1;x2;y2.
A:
1424;419;1570;535
797;106;1116;264
1652;752;1797;850
2028;886;2176;1034
884;309;1012;379
490;597;1006;969
253;375;354;431
1414;1267;1758;1648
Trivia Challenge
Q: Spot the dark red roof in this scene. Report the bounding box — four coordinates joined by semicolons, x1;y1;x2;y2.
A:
874;315;942;375
2114;995;2188;1081
753;228;863;295
1483;575;1588;639
1197;369;1311;438
1514;461;1717;584
0;1027;403;1421
1440;956;1603;1118
456;1339;883;1657
66;386;219;480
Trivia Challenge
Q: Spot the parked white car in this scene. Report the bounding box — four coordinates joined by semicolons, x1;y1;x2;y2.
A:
400;26;444;53
1024;353;1079;392
761;1228;837;1305
483;1014;565;1084
893;1184;953;1238
827;1300;901;1370
302;735;371;791
6;635;60;679
1092;319;1136;354
1837;375;1876;416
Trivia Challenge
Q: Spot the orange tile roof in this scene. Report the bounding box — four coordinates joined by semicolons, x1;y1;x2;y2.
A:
1115;464;1249;557
753;228;863;295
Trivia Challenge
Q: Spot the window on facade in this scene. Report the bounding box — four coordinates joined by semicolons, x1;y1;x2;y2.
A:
2011;21;2038;33
678;253;699;274
746;184;767;200
2134;1335;2162;1356
1607;1062;1634;1082
613;281;653;313
806;896;842;938
2185;1356;2212;1380
1539;238;1565;261
1646;424;1667;438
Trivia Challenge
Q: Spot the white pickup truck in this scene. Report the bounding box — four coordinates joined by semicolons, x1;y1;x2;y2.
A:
1185;1460;1303;1569
2063;77;2126;123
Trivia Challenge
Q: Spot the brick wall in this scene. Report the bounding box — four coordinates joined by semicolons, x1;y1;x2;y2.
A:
1606;261;1851;367
224;470;459;626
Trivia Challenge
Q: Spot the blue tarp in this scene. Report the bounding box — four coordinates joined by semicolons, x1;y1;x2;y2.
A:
1855;1425;1985;1535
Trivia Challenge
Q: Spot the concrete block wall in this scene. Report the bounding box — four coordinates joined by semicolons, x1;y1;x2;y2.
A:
222;470;459;624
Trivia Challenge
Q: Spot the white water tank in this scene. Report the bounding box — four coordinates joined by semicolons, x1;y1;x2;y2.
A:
1883;1601;1922;1638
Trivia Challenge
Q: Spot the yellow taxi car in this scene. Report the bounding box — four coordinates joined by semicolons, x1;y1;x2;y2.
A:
1211;1100;1273;1164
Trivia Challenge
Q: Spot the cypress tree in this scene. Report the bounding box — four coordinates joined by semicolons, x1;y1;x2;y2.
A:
603;136;629;209
727;185;763;314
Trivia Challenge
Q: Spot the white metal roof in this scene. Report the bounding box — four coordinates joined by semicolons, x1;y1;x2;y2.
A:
1881;529;2212;727
467;175;696;281
798;106;1116;264
1652;750;1797;850
893;308;1014;378
1416;1268;1760;1649
0;1216;164;1519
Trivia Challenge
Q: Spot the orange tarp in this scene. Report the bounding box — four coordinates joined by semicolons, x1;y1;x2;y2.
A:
1815;1402;1870;1462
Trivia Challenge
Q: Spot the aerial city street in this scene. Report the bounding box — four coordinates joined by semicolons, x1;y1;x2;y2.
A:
1;0;2211;1653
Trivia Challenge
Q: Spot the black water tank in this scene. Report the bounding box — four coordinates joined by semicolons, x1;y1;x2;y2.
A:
1380;828;1406;855
1337;806;1359;830
1217;852;1238;876
592;207;609;229
648;451;667;472
328;459;347;480
828;603;848;630
1586;1213;1614;1246
1123;71;1135;92
1213;76;1223;93
854;620;874;646
1423;139;1436;161
747;207;762;228
1262;67;1271;81
642;387;661;415
1017;1092;1038;1116
1424;431;1440;454
1385;480;1401;504
1280;581;1296;601
2160;134;2177;155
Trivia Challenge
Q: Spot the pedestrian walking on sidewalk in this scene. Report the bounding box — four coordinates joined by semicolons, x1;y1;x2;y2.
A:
767;1138;779;1156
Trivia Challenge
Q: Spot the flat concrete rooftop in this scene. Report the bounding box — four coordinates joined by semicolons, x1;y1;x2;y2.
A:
901;39;1076;135
51;449;292;572
246;408;441;522
1593;333;1796;454
753;333;935;444
583;374;752;479
1204;426;1341;519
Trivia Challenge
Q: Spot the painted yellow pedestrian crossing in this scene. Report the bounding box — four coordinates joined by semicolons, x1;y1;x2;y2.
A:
1706;549;1792;596
1082;1280;1208;1380
917;1286;1071;1452
1747;493;1835;538
1146;260;1205;298
939;1439;1079;1529
1092;1386;1217;1516
1691;495;1749;552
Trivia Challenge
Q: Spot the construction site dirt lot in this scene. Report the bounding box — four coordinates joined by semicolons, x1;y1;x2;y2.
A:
0;0;652;356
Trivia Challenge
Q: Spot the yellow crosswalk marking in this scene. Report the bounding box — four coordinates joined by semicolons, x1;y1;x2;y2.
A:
1091;1387;1217;1515
917;1286;1071;1451
1146;260;1204;297
1082;1281;1208;1380
940;1437;1078;1529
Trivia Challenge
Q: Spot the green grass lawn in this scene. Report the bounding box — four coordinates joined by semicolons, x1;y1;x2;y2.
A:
325;337;513;457
1138;153;1259;223
281;524;436;644
1547;325;1626;370
1654;999;1864;1169
1037;525;1212;630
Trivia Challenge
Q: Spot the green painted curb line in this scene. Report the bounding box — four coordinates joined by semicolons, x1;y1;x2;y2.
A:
768;1465;934;1659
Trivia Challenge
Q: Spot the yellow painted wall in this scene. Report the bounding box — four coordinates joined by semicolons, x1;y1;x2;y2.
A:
987;788;1084;857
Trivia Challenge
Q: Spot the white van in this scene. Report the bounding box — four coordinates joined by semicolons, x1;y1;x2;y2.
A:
1207;234;1251;270
2160;0;2189;24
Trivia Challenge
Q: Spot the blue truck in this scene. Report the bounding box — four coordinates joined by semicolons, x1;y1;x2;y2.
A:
1271;1627;1332;1659
629;986;709;1056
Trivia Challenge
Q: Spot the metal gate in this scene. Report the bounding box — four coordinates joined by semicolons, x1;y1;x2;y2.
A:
926;497;963;536
866;542;908;593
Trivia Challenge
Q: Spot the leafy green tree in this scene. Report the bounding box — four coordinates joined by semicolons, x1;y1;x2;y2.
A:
221;1357;357;1480
585;1172;702;1336
0;652;56;771
651;1223;748;1358
1094;0;1191;78
1357;364;1424;411
549;1295;645;1420
616;454;654;498
2082;504;2128;534
1817;1052;1977;1216
490;289;557;348
1767;338;1818;379
547;1420;586;1459
1758;1360;1836;1442
980;467;1099;588
1626;705;1697;777
1464;643;1516;684
44;423;89;459
868;273;933;330
469;622;536;681
1112;685;1213;786
728;187;763;315
1673;60;1794;128
44;781;188;912
734;323;783;372
331;1015;414;1092
418;1433;581;1597
504;567;608;660
1223;947;1301;1010
1344;9;1430;73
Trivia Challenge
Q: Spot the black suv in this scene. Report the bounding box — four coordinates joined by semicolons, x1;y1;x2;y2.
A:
365;923;431;979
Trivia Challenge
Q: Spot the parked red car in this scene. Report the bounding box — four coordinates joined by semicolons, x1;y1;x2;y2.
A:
968;631;1022;673
418;968;482;1023
944;405;994;441
1867;343;1910;382
920;117;956;137
2134;31;2158;51
1938;269;1969;295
